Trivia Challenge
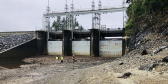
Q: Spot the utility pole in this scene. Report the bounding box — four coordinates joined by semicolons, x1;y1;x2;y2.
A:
46;0;50;54
92;0;95;29
65;0;70;30
98;0;102;39
122;0;125;28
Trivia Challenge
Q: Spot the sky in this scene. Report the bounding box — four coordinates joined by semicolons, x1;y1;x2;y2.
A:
0;0;129;32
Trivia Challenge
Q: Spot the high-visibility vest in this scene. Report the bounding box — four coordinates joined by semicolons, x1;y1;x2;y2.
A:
56;57;58;60
61;57;63;60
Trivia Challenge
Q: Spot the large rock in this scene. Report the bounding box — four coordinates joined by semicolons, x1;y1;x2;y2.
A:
162;56;168;63
141;49;147;55
117;72;132;79
162;29;168;36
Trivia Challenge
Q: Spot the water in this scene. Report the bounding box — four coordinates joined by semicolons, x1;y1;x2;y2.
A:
0;59;30;69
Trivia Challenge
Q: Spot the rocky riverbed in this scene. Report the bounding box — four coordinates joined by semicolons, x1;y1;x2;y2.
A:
0;56;117;84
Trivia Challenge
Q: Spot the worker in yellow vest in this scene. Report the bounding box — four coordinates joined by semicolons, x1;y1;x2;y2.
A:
56;56;59;63
61;56;63;63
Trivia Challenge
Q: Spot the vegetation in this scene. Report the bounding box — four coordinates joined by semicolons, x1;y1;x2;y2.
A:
52;16;83;31
125;0;168;36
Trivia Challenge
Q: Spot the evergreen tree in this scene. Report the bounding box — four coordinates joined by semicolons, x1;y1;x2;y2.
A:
52;16;84;31
52;16;61;31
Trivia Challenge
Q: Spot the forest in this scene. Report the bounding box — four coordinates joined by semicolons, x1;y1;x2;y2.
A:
125;0;168;36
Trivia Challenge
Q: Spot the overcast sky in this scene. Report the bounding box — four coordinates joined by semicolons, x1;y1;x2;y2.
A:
0;0;128;32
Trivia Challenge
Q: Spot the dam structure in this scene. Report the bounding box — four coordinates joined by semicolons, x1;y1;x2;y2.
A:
0;0;128;59
0;28;127;59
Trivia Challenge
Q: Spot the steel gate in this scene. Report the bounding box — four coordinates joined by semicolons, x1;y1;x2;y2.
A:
72;41;90;56
48;41;62;55
99;40;122;57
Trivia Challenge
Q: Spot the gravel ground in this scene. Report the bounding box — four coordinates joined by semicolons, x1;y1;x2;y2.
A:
0;56;117;84
28;46;168;84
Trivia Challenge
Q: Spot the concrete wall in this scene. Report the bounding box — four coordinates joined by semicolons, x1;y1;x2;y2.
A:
99;39;122;57
48;41;62;55
0;39;37;59
72;40;90;56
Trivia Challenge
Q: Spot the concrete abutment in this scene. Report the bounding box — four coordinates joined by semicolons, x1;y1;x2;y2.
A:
90;29;99;57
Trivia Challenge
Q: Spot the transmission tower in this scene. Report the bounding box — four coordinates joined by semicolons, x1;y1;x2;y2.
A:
92;0;101;29
70;0;75;31
42;0;51;40
122;0;125;28
64;0;72;30
42;0;51;54
70;0;75;39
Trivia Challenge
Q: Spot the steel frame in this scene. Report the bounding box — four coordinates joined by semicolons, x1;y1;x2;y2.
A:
43;7;127;17
42;0;127;32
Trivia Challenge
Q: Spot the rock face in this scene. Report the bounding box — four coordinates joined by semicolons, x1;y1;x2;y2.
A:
162;56;168;63
129;30;153;51
0;32;35;52
128;28;168;56
129;34;136;51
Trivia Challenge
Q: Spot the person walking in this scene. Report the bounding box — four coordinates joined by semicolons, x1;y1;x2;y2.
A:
72;54;75;63
61;56;63;63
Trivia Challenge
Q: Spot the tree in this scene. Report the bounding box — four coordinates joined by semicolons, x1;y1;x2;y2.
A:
126;0;134;3
52;16;61;31
52;16;84;31
125;0;168;36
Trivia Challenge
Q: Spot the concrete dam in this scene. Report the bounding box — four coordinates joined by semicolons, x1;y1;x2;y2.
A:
0;29;129;59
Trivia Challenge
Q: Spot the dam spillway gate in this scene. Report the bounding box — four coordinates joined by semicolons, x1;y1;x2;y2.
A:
47;29;125;57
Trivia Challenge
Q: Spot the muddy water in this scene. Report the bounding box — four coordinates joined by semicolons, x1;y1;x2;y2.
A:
0;59;30;69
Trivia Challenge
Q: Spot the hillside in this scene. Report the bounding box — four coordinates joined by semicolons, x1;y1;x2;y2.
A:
125;0;168;36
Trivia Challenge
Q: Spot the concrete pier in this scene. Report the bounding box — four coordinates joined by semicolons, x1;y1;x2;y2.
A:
90;29;99;57
36;31;47;55
62;30;72;56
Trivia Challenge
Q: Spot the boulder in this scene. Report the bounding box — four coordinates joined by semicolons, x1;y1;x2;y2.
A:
141;49;147;55
152;46;167;56
119;62;124;65
162;29;168;36
162;56;168;63
117;72;132;79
